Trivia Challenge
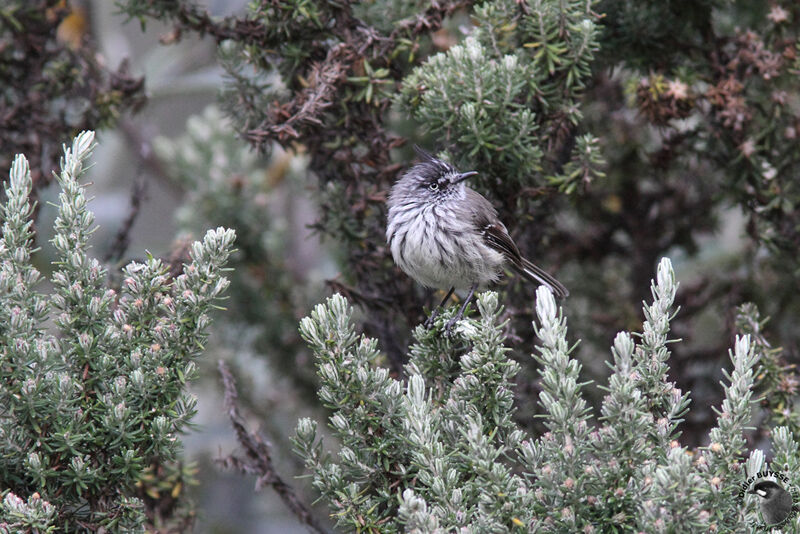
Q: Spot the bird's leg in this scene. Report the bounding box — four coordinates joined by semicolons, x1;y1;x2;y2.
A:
444;283;477;336
425;286;455;329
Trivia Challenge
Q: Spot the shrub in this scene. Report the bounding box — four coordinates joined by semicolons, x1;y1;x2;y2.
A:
0;132;235;532
292;259;797;532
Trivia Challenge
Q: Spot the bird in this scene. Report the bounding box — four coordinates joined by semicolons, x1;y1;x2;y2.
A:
386;146;567;334
749;479;794;526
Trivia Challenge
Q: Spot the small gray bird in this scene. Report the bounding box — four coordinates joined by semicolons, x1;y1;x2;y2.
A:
749;480;793;526
386;147;567;333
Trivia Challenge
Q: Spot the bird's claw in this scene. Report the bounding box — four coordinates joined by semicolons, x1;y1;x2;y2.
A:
443;316;461;337
426;312;460;336
424;310;440;329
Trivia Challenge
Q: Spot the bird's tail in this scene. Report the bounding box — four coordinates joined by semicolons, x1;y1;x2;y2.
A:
513;258;569;299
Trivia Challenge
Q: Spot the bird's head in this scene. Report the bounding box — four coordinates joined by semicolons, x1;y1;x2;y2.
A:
391;146;477;206
749;480;786;500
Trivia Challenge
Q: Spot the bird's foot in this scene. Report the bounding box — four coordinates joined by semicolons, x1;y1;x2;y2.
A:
424;310;440;329
442;284;476;337
443;313;463;337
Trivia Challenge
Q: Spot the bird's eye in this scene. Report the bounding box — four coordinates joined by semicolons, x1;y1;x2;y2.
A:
428;182;439;191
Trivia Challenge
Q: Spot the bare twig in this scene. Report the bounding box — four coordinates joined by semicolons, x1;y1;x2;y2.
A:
128;2;276;47
217;361;330;534
103;175;147;264
118;119;183;196
326;278;394;309
243;0;469;149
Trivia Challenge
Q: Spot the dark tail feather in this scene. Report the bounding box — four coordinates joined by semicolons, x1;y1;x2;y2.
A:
513;258;569;299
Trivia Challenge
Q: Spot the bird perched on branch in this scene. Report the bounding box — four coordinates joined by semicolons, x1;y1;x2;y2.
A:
386;146;567;334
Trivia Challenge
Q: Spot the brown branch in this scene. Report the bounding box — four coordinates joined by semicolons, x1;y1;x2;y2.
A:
118;119;183;196
135;1;275;47
103;175;147;264
389;0;472;38
217;360;330;534
326;278;394;309
1;4;144;191
244;0;470;149
246;44;349;147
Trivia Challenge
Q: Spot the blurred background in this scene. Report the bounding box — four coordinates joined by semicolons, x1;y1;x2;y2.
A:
3;0;800;531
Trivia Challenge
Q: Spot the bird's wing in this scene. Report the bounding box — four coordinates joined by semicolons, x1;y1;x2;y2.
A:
465;188;523;262
467;188;569;299
483;222;524;262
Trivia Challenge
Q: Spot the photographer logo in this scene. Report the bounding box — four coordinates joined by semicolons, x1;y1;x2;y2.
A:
737;470;798;529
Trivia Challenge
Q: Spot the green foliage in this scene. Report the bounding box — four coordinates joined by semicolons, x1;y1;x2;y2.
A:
102;0;800;529
353;0;430;33
580;0;800;348
607;1;800;258
294;291;527;532
0;491;58;533
0;132;235;531
736;302;800;437
398;0;605;194
154;106;299;325
401;36;545;180
294;259;796;532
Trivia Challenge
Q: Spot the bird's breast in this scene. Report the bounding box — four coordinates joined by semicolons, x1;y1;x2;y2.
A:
387;203;504;290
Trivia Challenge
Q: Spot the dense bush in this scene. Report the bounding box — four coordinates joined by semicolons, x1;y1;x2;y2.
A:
0;132;235;531
292;260;797;532
3;0;800;531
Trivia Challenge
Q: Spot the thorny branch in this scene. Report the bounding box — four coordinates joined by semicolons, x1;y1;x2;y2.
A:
244;0;471;149
217;360;330;534
126;1;275;47
246;44;350;144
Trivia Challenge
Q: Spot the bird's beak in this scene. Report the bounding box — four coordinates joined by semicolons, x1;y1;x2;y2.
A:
451;171;478;185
